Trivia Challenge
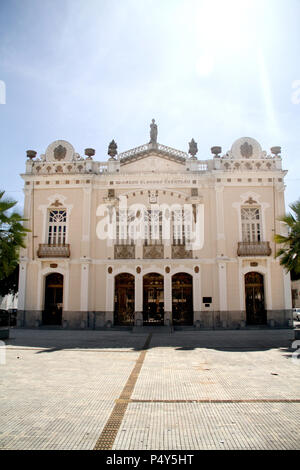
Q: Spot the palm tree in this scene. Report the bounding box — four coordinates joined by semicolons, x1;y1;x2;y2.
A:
0;190;29;281
274;199;300;277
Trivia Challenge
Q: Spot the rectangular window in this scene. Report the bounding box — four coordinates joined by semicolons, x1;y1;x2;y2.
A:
241;207;261;242
48;210;67;245
144;208;162;246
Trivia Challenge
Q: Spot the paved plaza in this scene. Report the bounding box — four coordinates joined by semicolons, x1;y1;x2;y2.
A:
0;328;299;450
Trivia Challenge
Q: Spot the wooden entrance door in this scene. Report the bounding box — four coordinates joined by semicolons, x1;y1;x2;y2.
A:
245;272;266;325
143;273;164;325
114;273;135;325
43;273;63;326
172;273;193;325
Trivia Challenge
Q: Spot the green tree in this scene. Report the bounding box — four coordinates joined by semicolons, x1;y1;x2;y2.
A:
274;199;300;278
0;190;29;282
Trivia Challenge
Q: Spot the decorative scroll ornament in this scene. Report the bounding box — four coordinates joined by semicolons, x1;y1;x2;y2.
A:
108;140;118;159
240;141;253;158
188;138;198;159
244;197;257;205
54;145;67;161
51;199;63;207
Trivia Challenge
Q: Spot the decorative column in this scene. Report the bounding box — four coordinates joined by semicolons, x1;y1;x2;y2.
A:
80;262;90;328
80;186;92;328
105;269;114;326
218;262;228;311
215;185;226;256
193;267;201;325
218;261;228;327
134;268;143;326
164;268;172;325
215;185;225;259
283;270;292;310
81;187;92;258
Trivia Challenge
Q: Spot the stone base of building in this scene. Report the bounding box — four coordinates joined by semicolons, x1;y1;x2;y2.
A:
17;309;293;330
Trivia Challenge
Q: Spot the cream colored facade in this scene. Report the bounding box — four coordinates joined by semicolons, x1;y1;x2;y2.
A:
18;131;293;329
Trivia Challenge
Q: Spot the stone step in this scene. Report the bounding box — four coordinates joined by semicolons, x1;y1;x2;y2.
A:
132;325;173;334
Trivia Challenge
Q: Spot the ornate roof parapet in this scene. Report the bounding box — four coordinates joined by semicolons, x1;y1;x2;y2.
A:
216;137;283;171
23;135;284;176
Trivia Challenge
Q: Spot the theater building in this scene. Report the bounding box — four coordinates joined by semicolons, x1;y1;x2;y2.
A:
17;122;292;329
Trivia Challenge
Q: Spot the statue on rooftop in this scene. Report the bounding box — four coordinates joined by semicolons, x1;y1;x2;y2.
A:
149;119;158;144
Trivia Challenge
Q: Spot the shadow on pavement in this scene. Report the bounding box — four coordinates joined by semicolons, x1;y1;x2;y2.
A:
3;327;296;354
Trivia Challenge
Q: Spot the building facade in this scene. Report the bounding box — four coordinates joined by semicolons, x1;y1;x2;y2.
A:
17;124;293;329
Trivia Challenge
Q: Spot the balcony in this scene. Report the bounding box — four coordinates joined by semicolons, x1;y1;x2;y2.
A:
143;245;164;259
37;243;70;258
237;241;272;257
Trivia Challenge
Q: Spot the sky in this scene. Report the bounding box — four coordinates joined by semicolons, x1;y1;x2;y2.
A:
0;0;299;213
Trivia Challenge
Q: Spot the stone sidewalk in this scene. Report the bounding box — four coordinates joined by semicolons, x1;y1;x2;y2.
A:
0;328;299;450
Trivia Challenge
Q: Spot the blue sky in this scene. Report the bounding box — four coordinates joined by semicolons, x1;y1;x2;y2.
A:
0;0;299;213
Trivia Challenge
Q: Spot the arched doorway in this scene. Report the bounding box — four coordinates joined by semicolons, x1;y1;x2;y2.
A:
143;273;164;325
172;273;193;325
43;273;63;326
114;273;135;326
245;272;266;325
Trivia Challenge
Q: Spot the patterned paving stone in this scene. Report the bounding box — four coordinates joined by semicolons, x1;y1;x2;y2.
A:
113;402;300;450
0;328;299;450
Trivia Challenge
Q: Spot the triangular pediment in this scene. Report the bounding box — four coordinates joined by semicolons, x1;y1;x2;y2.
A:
119;142;187;173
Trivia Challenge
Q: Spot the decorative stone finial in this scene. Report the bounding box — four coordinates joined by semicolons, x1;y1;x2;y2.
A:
270;146;281;156
108;140;118;159
85;148;95;160
26;150;37;160
188;139;198;159
149;119;158;144
211;146;222;158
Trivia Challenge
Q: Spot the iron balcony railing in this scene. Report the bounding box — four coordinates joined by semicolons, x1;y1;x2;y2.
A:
114;244;135;259
172;244;193;259
37;243;70;258
237;241;272;256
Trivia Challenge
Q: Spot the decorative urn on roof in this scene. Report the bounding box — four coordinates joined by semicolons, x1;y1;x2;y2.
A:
85;148;95;160
188;138;198;159
108;140;118;160
211;146;222;158
26;150;37;160
270;146;281;156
